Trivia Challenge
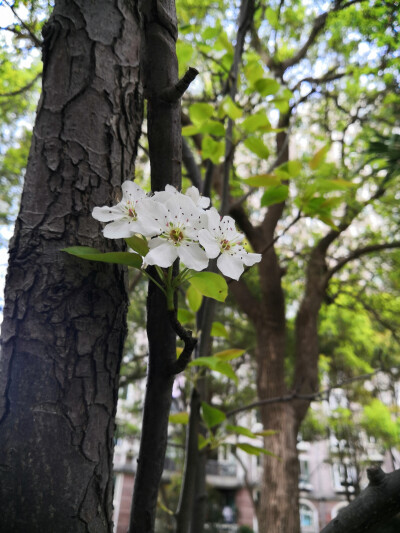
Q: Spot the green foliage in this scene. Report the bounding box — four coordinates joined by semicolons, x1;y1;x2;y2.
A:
188;271;228;302
362;399;400;448
62;246;143;269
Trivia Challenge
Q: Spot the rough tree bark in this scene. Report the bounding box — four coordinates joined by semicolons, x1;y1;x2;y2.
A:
0;2;142;532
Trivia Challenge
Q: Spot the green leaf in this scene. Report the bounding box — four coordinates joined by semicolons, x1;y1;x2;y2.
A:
220;96;243;120
189;102;214;125
202;25;221;40
309;144;330;170
314;178;356;192
182;125;201;136
188;271;228;302
198;434;211;450
214;349;245;361
201;402;226;429
189;357;238;384
244;61;264;84
226;424;257;438
169;412;189;425
125;236;149;256
177;308;195;324
210;321;229;338
186;285;203;312
287;160;302;177
254;78;280;96
271;97;290;113
236;443;276;456
244;174;280;187
201;135;225;164
177;40;194;70
244;137;270;159
62;247;142;268
260;185;289;207
241;112;271;133
198;120;225;137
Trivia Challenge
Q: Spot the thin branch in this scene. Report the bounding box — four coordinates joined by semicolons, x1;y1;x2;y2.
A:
326;241;400;282
168;310;198;375
0;72;41;98
3;0;43;47
225;368;384;418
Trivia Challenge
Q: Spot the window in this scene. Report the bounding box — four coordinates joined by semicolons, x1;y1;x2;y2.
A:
300;503;314;528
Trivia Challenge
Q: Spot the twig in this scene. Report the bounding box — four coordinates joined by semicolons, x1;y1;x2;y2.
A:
168;310;198;374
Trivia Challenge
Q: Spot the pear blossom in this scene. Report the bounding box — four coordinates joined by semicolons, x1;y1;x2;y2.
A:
153;184;210;210
92;181;159;238
138;193;209;271
198;207;262;280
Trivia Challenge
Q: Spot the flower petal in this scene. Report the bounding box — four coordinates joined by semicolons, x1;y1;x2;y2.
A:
103;219;140;238
242;251;262;266
178;243;209;271
198;229;220;258
92;205;124;222
217;253;245;280
121;181;146;201
144;241;178;268
185;186;210;209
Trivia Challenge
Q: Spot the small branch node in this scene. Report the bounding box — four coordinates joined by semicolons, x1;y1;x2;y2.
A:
168;310;198;374
159;67;199;103
367;466;386;486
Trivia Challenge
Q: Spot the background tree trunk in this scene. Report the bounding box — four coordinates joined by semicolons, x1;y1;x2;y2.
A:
0;1;142;531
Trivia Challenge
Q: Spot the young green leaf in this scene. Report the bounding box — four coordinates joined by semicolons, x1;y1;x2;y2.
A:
188;271;228;302
241;112;271;133
210;321;229;338
236;443;276;457
244;174;280;187
309;144;330;170
125;235;149;256
220;96;243;120
244;137;270;159
198;434;211;450
260;185;289;207
177;308;195;324
62;247;142;269
188;356;238;384
169;412;189;425
254;78;280;96
214;348;245;361
189;102;214;124
186;285;203;312
201;402;226;429
226;424;257;438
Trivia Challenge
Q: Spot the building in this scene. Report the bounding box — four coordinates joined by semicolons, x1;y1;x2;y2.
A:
112;382;398;532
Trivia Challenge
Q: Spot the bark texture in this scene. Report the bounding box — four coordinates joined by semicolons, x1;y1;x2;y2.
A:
0;2;142;532
320;467;400;533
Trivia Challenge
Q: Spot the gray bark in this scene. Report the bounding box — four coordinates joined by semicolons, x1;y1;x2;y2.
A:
129;1;190;531
0;1;142;532
320;467;400;533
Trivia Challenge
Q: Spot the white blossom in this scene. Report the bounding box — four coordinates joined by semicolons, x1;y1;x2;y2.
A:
92;181;159;238
198;207;262;280
139;192;209;271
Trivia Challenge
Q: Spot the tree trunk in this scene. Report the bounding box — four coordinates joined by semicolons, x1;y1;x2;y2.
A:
258;403;301;533
129;1;190;531
0;2;142;532
254;299;301;533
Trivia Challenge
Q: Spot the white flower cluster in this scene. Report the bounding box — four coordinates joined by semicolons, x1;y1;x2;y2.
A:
92;181;261;280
